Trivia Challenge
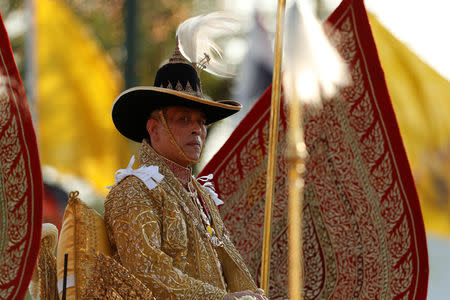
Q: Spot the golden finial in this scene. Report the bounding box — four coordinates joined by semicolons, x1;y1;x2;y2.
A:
169;39;187;64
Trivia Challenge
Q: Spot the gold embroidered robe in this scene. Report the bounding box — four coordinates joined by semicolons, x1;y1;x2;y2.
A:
104;140;257;299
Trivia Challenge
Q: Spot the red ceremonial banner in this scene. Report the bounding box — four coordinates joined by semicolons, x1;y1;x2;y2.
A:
199;0;429;299
0;13;43;300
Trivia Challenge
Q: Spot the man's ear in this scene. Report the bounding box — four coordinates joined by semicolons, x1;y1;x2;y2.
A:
146;118;159;142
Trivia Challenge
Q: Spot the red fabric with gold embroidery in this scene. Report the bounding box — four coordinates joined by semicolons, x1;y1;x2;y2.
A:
199;0;429;299
0;13;43;299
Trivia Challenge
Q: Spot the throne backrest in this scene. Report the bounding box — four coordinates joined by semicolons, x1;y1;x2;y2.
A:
56;191;112;299
30;191;154;299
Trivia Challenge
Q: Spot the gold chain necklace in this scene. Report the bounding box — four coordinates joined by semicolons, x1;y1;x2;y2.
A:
178;182;224;248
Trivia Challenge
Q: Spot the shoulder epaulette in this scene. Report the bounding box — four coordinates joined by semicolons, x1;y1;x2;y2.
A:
107;155;164;191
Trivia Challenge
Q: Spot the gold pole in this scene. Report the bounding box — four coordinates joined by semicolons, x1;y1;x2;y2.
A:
260;0;286;295
287;97;307;300
282;2;348;298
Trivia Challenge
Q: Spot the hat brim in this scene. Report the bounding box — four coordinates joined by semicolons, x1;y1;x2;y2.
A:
112;86;242;142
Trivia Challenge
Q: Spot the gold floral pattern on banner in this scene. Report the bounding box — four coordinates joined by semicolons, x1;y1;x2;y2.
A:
0;16;43;299
199;1;428;299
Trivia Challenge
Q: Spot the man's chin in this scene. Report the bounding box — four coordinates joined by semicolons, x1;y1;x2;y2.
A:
186;153;201;161
183;147;202;161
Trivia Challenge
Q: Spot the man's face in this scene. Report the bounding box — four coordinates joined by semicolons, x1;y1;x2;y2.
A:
147;106;207;167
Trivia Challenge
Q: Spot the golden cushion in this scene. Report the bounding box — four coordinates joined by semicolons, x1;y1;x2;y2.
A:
56;191;112;299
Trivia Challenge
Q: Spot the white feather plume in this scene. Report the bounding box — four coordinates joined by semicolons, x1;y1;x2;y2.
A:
283;1;350;105
176;11;241;77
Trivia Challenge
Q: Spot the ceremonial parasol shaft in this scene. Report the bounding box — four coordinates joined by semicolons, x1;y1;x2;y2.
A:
287;98;306;300
281;1;349;298
260;0;286;295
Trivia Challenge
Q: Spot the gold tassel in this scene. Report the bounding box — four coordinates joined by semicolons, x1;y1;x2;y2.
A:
38;236;59;300
31;223;59;300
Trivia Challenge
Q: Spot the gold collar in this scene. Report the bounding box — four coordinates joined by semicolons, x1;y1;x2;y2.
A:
139;139;192;188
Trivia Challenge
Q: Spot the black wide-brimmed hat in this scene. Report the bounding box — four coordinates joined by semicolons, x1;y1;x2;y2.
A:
112;46;241;142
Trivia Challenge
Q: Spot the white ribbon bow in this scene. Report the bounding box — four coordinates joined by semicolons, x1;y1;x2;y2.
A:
196;174;224;206
107;155;164;191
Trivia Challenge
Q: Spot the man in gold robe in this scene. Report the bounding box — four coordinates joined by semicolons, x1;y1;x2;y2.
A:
104;45;266;299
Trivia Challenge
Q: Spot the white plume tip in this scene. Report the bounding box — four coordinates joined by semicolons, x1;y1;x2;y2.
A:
283;1;350;106
176;11;242;77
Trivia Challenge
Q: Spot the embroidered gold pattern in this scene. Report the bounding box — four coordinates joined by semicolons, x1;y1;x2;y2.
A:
83;252;155;299
0;61;34;298
28;223;59;300
175;81;184;92
37;235;59;300
104;140;257;299
160;80;203;98
209;9;421;299
185;81;194;93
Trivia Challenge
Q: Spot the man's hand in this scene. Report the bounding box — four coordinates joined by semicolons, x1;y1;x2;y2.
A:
223;290;268;300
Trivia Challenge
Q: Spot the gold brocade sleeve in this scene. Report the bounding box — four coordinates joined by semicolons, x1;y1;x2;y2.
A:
104;176;227;300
